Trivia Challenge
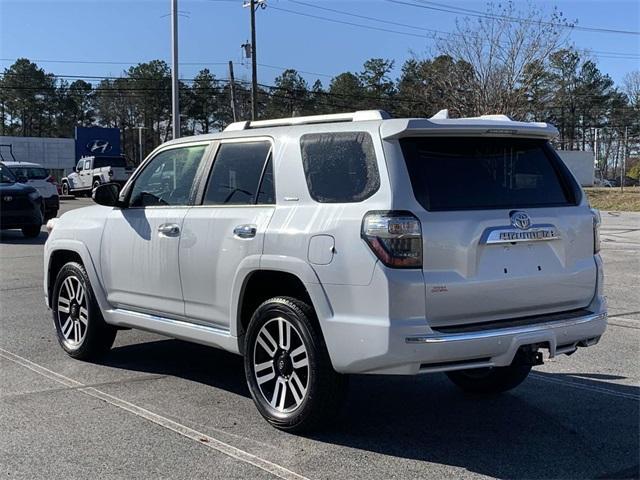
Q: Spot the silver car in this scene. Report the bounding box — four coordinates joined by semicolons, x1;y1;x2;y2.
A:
44;110;607;431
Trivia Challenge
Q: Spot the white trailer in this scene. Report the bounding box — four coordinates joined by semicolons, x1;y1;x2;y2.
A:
556;150;595;187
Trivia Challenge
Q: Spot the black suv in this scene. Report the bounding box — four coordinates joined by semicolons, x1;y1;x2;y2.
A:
0;162;43;238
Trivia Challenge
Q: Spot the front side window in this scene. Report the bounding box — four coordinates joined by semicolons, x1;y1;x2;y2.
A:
300;132;380;203
76;160;84;171
129;145;207;207
399;137;579;211
203;141;273;205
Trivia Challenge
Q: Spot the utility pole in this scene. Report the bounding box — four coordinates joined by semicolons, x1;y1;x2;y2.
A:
171;0;180;139
135;126;147;165
244;0;265;120
622;126;628;193
228;61;238;122
594;128;599;182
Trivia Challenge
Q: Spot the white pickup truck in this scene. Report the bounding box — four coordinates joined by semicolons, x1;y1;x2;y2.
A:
61;156;131;196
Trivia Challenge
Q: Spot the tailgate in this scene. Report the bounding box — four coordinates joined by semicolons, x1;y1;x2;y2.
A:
398;136;596;327
418;208;596;326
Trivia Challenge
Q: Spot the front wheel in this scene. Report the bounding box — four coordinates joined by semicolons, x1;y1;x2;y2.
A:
446;364;532;394
52;261;117;359
61;182;70;196
244;297;347;432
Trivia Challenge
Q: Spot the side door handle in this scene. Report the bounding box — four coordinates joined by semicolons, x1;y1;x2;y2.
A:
233;224;257;239
158;223;181;236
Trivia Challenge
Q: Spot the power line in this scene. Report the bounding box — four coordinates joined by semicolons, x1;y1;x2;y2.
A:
267;5;435;40
388;0;640;36
287;0;453;37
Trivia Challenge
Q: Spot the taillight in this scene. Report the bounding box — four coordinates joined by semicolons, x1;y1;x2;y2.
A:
46;175;56;183
591;208;601;254
362;211;422;268
108;169;114;177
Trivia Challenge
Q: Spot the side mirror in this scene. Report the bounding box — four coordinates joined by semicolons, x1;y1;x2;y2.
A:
73;167;78;173
92;183;122;207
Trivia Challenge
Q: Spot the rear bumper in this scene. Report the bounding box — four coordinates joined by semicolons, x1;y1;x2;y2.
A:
325;300;607;375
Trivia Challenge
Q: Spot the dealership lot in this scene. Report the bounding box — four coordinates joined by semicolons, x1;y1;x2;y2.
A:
1;199;638;479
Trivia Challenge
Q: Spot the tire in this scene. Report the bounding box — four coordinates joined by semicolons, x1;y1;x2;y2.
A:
446;364;532;394
93;180;101;191
52;261;117;360
244;297;347;432
61;182;70;196
21;224;41;238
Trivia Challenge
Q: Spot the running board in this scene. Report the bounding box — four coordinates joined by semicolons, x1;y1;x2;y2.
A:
104;308;240;354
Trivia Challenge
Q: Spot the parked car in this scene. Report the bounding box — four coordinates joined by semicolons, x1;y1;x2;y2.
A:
0;162;43;238
44;110;607;432
3;161;59;221
60;155;130;196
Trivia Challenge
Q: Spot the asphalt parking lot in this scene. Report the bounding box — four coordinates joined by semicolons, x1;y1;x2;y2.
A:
1;198;638;480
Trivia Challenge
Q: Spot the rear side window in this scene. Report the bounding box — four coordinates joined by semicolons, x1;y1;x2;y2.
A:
203;141;273;205
300;132;379;203
399;137;578;211
8;166;48;180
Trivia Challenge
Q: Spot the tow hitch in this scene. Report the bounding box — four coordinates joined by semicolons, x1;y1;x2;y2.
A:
514;345;544;366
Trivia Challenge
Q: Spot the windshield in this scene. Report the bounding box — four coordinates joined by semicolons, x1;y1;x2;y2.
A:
399;137;580;211
0;164;17;183
8;166;49;180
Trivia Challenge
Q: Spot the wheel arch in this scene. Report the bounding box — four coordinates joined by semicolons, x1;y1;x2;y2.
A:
234;264;333;356
46;240;109;311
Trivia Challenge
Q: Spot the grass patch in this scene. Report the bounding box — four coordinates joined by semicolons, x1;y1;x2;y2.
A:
584;187;640;212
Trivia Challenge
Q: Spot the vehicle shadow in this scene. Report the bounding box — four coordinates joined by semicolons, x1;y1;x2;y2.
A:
0;230;47;244
102;339;640;479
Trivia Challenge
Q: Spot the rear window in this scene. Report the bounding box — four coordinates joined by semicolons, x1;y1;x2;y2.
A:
399;137;579;211
300;132;380;203
93;157;126;168
8;166;49;180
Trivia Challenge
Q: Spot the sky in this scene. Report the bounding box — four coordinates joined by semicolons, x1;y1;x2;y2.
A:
0;0;639;90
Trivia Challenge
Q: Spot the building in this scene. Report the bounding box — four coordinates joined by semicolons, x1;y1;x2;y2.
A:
0;136;75;181
0;127;121;181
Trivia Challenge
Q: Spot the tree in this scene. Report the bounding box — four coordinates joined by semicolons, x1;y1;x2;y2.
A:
266;69;309;118
436;1;570;118
186;69;219;133
327;72;365;112
359;58;395;111
0;58;56;136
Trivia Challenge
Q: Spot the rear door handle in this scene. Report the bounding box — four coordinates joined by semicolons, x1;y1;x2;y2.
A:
233;224;257;239
158;223;180;236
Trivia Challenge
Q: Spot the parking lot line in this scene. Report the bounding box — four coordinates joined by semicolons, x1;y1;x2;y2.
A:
530;373;640;401
0;347;309;480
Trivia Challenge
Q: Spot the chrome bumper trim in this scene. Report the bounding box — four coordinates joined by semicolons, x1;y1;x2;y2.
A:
405;312;607;344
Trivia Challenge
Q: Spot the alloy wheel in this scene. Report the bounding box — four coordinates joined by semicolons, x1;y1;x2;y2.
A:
56;275;88;348
253;317;310;413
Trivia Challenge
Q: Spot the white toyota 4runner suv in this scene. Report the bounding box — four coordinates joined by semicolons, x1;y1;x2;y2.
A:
44;110;607;432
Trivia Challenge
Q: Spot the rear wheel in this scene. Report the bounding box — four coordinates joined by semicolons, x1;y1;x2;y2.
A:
93;179;101;191
446;364;532;394
244;297;347;432
52;262;116;359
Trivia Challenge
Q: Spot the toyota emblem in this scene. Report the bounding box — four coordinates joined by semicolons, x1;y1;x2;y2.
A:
510;211;531;230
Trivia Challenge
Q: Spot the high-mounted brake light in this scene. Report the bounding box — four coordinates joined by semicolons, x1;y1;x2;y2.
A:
362;211;422;268
591;208;601;254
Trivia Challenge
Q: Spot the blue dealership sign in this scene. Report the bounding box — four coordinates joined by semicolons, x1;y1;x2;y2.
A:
74;127;121;161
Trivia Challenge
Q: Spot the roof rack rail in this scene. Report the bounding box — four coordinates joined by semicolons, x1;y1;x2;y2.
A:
223;110;390;132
